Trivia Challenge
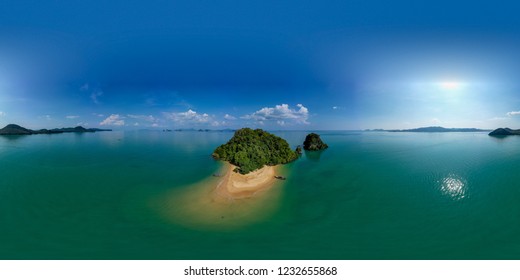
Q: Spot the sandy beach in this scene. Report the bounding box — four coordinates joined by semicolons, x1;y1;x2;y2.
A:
214;162;281;199
160;162;286;229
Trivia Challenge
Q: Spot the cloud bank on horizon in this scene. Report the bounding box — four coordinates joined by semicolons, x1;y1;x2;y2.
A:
95;104;310;129
1;0;520;130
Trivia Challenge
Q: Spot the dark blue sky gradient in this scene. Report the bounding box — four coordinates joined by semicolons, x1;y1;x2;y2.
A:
1;1;520;129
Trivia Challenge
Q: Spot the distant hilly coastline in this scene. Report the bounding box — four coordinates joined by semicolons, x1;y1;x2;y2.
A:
0;124;111;135
488;128;520;136
165;128;236;132
387;126;490;133
368;126;520;136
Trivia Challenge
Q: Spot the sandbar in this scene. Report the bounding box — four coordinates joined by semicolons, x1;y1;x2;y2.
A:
157;162;287;229
214;162;281;199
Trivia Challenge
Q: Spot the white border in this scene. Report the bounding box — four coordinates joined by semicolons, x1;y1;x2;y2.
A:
1;260;519;280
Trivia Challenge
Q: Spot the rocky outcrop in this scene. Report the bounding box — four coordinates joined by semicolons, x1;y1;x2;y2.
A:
303;133;328;151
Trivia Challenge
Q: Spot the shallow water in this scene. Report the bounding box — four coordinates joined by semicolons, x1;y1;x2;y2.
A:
1;130;520;259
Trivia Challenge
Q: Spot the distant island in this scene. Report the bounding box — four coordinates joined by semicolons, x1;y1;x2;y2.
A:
387;126;490;133
488;128;520;136
212;128;298;174
0;124;111;135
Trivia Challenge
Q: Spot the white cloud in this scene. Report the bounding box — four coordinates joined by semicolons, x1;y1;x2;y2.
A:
100;114;125;126
0;111;5;117
66;115;80;119
38;115;52;121
432;118;442;124
242;104;309;125
93;113;104;117
90;90;103;104
507;111;520;116
163;109;212;124
211;120;228;127
224;114;236;120
490;117;509;121
332;106;338;110
76;122;89;126
127;114;160;127
127;114;156;122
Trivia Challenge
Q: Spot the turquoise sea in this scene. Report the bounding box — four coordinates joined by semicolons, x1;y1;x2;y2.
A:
1;130;520;259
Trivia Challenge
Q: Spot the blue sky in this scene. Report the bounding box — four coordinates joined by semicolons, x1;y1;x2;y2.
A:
1;0;520;130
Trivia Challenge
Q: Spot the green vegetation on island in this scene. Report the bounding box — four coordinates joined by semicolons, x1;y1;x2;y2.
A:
212;128;299;174
303;133;328;151
0;124;112;135
488;128;520;136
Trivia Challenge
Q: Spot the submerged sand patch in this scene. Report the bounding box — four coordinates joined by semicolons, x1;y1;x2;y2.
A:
155;162;288;230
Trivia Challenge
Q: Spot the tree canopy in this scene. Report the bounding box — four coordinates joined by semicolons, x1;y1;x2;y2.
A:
212;128;298;174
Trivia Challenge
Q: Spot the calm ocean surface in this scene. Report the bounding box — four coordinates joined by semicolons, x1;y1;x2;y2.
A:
1;130;520;259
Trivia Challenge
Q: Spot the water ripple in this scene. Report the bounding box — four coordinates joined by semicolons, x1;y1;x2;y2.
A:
439;174;467;200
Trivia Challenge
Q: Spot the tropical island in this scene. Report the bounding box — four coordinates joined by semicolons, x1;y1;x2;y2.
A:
387;126;490;133
175;128;328;203
488;128;520;136
0;124;111;135
210;128;300;198
212;128;299;174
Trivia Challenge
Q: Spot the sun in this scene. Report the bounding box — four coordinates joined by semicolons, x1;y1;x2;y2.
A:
439;81;461;90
